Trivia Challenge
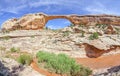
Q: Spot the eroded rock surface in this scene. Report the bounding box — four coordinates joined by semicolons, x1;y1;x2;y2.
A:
0;58;44;76
1;14;120;76
0;28;120;58
2;13;120;30
93;65;120;76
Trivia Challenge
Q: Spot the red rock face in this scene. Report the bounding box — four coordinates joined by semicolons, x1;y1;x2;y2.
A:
83;42;120;58
2;13;120;30
70;15;120;26
84;44;105;58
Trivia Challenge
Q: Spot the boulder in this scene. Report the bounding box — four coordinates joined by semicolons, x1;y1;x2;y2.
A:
2;18;18;30
105;25;116;34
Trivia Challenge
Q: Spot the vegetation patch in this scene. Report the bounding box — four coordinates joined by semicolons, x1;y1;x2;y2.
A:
62;31;71;37
30;35;35;38
2;36;10;40
96;24;108;29
10;47;20;53
0;46;6;51
79;24;84;27
69;24;74;28
81;31;85;37
17;54;33;65
36;51;92;76
115;27;120;34
89;32;99;40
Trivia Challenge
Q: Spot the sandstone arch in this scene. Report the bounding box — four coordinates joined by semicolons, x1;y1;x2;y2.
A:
45;15;73;24
2;13;120;30
45;16;73;28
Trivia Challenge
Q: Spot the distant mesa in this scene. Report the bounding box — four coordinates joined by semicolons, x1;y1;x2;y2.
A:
1;12;120;30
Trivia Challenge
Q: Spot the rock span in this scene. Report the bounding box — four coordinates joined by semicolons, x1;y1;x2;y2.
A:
2;13;120;30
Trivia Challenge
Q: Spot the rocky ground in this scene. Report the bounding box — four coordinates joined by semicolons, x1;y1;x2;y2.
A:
0;58;44;76
0;25;120;57
93;65;120;76
0;25;120;76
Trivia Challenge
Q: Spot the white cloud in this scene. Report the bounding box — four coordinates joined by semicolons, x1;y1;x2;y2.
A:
0;0;120;15
29;1;58;8
1;5;26;14
85;1;120;15
0;0;83;14
29;0;83;10
0;0;31;14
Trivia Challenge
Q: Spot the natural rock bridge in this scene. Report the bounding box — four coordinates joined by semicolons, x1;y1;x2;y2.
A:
2;13;120;30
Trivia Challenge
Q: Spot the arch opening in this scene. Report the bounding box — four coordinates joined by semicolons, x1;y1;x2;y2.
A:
45;19;72;29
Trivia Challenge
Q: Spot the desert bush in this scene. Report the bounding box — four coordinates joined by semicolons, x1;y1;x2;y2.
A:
62;31;71;37
10;47;20;53
69;24;74;28
115;27;120;34
0;46;6;57
89;32;99;40
96;24;108;29
70;65;92;76
52;29;59;32
30;35;35;38
70;24;74;26
3;36;10;40
79;24;84;27
36;51;55;63
36;51;92;76
17;54;33;65
44;26;51;30
81;31;85;37
0;46;6;51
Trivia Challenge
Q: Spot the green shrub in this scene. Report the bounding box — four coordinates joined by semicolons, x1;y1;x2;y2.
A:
52;29;59;32
62;31;71;37
36;51;56;63
3;36;10;40
17;54;33;65
10;47;20;53
115;27;120;34
79;24;84;27
0;46;6;51
31;35;35;38
36;51;92;76
71;65;92;76
69;24;74;28
89;32;99;40
44;26;52;30
81;31;85;37
96;24;108;29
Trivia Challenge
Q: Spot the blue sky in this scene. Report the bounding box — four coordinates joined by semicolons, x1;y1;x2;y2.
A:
0;0;120;29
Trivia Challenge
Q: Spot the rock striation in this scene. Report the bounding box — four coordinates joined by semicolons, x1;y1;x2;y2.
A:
1;13;120;30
